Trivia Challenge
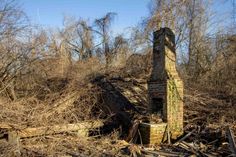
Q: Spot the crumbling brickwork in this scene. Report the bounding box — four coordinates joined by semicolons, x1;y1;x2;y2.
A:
148;27;183;139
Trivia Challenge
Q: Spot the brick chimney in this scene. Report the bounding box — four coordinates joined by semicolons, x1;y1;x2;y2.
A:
148;27;184;138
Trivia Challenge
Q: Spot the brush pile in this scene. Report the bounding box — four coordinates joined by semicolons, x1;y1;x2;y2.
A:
0;56;235;157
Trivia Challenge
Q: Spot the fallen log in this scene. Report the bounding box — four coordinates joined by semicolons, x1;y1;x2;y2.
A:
9;120;103;138
7;120;103;155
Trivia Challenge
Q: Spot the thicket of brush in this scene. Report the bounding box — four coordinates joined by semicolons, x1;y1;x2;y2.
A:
0;0;235;156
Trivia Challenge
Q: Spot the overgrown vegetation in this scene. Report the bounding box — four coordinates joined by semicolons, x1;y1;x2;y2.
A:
0;0;235;156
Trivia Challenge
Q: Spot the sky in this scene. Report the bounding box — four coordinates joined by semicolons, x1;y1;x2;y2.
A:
19;0;150;35
19;0;234;36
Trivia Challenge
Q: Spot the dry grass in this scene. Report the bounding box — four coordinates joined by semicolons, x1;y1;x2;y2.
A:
184;88;236;132
0;53;235;156
0;83;102;129
0;58;109;156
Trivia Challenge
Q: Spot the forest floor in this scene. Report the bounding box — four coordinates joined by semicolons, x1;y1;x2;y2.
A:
0;63;235;157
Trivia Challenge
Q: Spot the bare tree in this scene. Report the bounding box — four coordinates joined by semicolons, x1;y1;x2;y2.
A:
94;12;117;66
143;0;213;81
0;0;28;41
144;0;188;46
61;17;93;60
109;35;131;66
0;0;30;100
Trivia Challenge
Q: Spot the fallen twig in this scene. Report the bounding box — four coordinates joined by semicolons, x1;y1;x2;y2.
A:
141;148;187;157
174;128;196;146
226;126;236;156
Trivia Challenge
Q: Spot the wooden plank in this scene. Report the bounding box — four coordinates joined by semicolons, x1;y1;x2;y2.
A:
179;141;203;156
0;123;12;129
141;148;186;157
226;127;236;156
126;120;140;143
10;121;103;138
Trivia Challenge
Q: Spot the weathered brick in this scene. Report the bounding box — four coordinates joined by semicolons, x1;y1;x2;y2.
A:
147;27;184;141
